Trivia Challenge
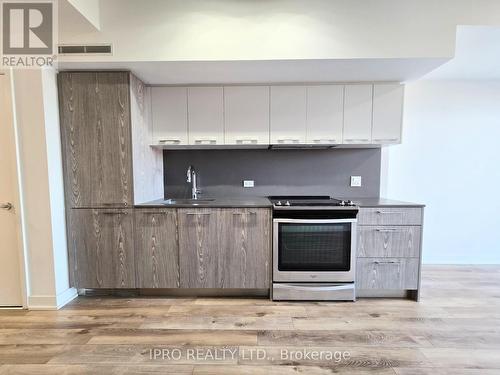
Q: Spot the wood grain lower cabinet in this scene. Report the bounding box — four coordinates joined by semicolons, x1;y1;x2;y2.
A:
71;208;136;288
357;226;421;257
134;209;179;288
356;258;419;289
178;208;219;288
219;209;271;288
178;208;271;289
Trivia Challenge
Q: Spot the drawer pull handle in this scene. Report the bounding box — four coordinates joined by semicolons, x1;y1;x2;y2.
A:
140;211;170;215
194;138;217;145
312;139;337;144
158;139;181;144
276;138;301;144
373;138;399;143
101;211;127;215
344;138;369;143
376;210;404;215
185;212;212;216
236;139;259;144
374;261;398;265
375;228;400;232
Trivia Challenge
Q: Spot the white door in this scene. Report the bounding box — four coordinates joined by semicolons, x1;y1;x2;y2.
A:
270;86;307;144
187;87;224;145
151;87;188;145
0;72;24;306
224;86;270;145
343;84;373;144
306;85;344;144
372;84;404;144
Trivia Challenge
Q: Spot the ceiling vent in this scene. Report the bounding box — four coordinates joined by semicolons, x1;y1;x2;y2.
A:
58;44;112;55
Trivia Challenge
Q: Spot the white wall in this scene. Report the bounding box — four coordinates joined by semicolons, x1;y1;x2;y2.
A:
383;81;500;264
11;69;77;309
58;0;500;63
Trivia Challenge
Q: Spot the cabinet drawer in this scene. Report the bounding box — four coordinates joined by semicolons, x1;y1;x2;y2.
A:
358;207;422;225
357;226;421;258
356;258;419;290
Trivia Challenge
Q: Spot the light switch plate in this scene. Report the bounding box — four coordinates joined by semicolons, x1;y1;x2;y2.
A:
350;176;362;187
243;180;255;188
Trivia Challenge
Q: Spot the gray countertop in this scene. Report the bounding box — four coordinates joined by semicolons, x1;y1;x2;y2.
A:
351;198;425;208
136;197;423;208
135;197;273;208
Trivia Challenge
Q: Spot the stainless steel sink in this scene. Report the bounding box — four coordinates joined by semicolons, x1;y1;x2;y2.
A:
163;199;215;205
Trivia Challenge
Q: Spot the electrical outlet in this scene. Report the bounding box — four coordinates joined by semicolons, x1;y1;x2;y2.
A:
350;176;362;187
243;180;255;188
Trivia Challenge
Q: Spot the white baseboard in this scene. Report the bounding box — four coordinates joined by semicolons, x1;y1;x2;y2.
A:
28;287;78;310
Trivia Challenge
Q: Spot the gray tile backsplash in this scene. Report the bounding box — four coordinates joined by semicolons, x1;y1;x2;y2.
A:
163;148;381;199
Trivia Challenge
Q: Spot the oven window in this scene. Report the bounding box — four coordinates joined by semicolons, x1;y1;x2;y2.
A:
278;223;351;271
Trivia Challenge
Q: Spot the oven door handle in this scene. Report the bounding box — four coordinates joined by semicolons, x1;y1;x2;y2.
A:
276;284;354;292
273;218;357;224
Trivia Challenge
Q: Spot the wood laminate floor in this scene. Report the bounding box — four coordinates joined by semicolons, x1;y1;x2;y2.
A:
1;265;500;374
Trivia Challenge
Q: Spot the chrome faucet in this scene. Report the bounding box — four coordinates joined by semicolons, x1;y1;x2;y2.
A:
186;165;201;199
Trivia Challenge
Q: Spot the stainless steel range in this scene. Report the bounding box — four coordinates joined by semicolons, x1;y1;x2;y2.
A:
269;196;358;301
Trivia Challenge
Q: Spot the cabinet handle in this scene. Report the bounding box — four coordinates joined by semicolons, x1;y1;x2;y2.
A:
373;138;399;142
375;228;400;232
140;211;170;215
101;211;127;215
235;139;259;144
344;138;370;143
185;212;212;216
276;138;300;144
101;203;128;206
194;138;217;145
158;139;181;144
376;210;404;215
232;211;257;215
374;261;398;265
312;139;337;144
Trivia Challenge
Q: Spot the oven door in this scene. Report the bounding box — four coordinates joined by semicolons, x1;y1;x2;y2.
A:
273;218;356;282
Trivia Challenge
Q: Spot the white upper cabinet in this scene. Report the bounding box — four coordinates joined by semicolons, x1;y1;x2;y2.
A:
270;86;307;144
343;84;373;144
224;86;270;145
187;87;224;145
151;87;188;145
372;84;404;144
306;85;344;144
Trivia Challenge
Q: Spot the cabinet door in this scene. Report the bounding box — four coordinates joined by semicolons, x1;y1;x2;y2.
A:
357;226;421;258
151;87;188;145
92;72;133;206
306;85;344;144
219;209;271;288
58;72;94;208
135;209;179;288
72;208;135;288
270;86;307;144
178;209;220;288
224;86;270;145
343;84;373;144
372;84;403;144
356;258;419;289
187;87;224;145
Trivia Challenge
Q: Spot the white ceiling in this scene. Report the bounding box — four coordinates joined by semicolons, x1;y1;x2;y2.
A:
58;58;449;85
424;26;500;80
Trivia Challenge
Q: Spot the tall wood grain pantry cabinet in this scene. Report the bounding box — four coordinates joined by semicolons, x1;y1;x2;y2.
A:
58;71;163;288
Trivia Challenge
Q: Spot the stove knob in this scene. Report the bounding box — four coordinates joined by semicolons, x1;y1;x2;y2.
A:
276;201;282;206
339;200;346;206
285;201;291;206
347;200;355;206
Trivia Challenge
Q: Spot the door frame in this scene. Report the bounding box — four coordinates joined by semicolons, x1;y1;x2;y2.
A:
1;69;29;308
